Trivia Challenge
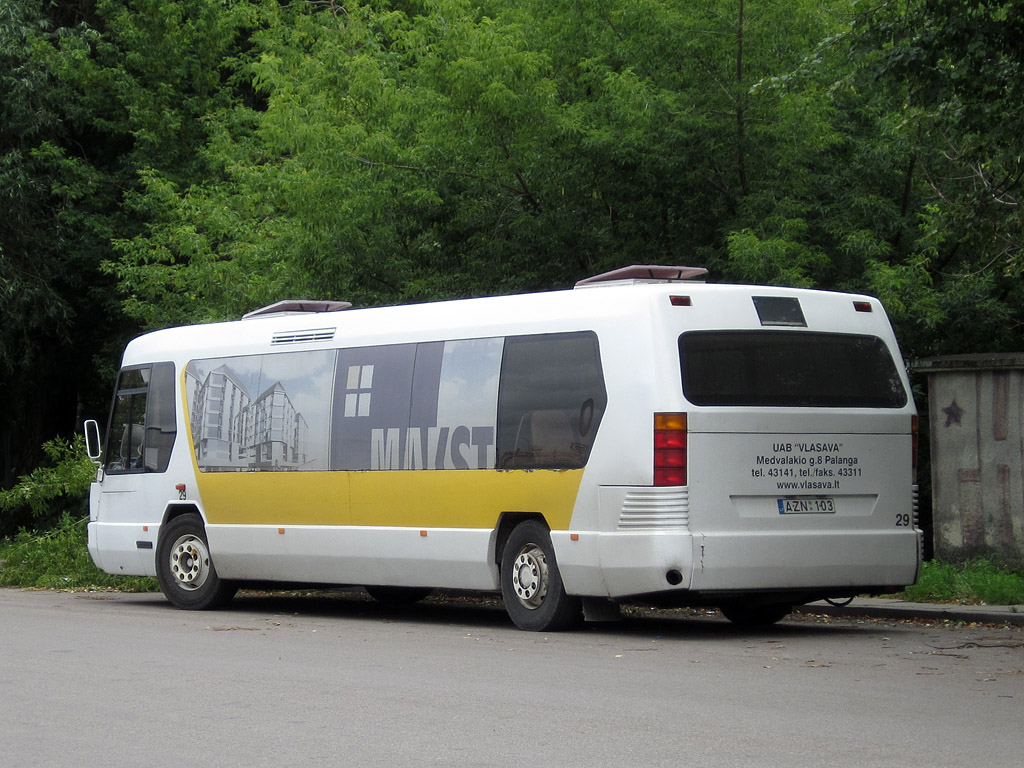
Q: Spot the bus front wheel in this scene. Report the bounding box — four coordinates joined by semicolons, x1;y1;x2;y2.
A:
500;520;581;631
156;513;237;610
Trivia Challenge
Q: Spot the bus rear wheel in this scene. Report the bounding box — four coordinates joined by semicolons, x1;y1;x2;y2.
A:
156;513;237;610
500;520;581;631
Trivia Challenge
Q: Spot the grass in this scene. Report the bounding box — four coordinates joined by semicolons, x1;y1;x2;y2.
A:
0;513;156;592
898;558;1024;606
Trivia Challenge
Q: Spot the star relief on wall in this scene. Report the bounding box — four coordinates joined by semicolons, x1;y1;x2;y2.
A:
942;400;964;427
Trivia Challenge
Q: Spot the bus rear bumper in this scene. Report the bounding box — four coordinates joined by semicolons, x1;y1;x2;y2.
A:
687;529;921;593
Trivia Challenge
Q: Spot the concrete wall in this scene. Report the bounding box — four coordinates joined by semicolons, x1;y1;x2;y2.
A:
915;354;1024;562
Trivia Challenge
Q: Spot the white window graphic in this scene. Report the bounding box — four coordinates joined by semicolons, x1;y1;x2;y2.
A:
344;365;374;417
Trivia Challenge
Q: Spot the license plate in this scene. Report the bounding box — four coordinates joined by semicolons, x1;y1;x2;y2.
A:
777;496;837;515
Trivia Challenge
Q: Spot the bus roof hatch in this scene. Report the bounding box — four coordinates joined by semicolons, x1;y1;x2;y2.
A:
242;300;353;320
574;265;708;288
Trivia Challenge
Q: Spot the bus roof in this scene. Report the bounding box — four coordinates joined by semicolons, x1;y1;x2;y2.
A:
119;277;893;367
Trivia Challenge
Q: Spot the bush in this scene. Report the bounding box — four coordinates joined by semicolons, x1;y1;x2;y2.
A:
0;512;156;591
0;437;95;537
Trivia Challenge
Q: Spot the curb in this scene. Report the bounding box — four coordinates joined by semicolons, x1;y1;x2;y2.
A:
794;598;1024;626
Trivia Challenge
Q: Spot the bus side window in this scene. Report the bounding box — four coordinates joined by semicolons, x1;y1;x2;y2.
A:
104;362;176;474
497;332;607;469
145;362;177;472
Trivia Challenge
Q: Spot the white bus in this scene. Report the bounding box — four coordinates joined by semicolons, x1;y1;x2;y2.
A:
84;265;921;630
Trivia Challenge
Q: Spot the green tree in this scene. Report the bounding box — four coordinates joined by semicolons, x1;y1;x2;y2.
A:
1;0;119;486
113;0;856;323
1;0;276;484
840;0;1024;354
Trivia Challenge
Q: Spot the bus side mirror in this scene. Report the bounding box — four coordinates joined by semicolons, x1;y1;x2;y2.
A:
84;419;103;463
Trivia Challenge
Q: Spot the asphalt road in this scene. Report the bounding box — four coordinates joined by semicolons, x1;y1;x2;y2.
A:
1;588;1021;768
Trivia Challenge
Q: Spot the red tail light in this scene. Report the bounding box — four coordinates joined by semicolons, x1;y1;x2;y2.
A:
655;413;687;486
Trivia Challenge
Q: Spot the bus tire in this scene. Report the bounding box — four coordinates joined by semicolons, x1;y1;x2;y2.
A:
720;602;791;627
156;513;237;610
500;520;581;631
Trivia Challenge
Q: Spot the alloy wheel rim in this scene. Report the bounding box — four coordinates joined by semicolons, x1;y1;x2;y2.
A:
511;544;548;609
169;535;211;591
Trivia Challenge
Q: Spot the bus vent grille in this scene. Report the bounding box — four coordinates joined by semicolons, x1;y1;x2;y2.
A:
618;488;689;530
272;328;337;345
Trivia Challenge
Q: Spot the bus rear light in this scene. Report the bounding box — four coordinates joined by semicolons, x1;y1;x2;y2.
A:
655;467;687;486
657;448;686;466
853;301;873;312
655;412;687;431
670;295;692;307
655;430;686;450
655;412;687;486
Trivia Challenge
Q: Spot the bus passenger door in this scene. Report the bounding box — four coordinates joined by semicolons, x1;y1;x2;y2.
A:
89;363;177;576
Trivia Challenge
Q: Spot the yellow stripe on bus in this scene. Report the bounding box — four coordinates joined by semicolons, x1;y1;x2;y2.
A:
194;469;584;530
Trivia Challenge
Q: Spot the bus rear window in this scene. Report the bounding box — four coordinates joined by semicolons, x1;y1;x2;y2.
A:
679;331;907;408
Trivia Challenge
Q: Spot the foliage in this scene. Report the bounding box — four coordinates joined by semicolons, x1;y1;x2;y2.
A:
900;559;1024;606
0;437;94;537
0;512;156;590
1;0;111;484
845;0;1024;352
110;0;852;321
98;0;1024;362
0;0;278;483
